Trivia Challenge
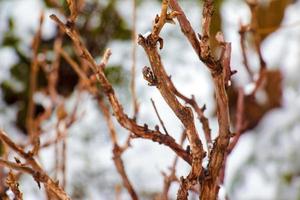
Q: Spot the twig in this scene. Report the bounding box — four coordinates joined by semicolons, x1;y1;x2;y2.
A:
150;98;169;136
138;1;205;199
5;171;23;200
219;88;245;184
247;0;266;70
0;159;36;175
66;0;78;22
169;1;232;199
228;88;244;153
59;48;91;87
246;0;268;97
239;24;254;80
130;0;139;120
98;100;138;200
167;78;212;150
26;12;44;140
48;31;63;103
0;130;71;200
50;14;192;165
160;131;186;200
61;128;67;189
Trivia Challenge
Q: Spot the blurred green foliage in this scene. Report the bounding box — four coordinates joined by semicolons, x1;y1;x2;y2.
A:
0;0;131;133
104;65;128;86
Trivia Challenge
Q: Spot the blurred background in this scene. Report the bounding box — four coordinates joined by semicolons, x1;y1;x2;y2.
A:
0;0;300;199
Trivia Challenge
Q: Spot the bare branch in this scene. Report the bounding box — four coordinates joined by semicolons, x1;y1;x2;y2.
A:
239;24;254;80
131;0;139;120
160;131;186;200
138;1;205;199
98;99;138;200
168;1;232;199
50;13;192;165
5;171;23;200
0;130;71;200
26;12;44;140
151;98;169;136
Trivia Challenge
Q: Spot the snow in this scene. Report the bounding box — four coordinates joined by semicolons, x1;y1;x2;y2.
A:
0;47;19;82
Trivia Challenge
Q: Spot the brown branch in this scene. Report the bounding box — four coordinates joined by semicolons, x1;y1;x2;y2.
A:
239;24;254;80
152;0;169;40
26;12;44;140
160;131;186;200
61;130;67;189
169;1;232;199
130;0;139;120
66;0;78;22
40;131;68;149
54;104;69;187
246;0;268;98
0;131;29;160
247;0;266;70
0;159;36;175
228;88;244;153
59;48;91;88
5;171;23;200
50;14;192;165
150;98;169;136
219;88;245;184
98;100;138;200
138;1;205;199
48;31;63;103
0;130;70;200
167;77;212;150
168;0;201;60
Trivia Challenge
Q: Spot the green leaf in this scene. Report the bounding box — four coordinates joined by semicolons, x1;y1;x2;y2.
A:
104;65;127;86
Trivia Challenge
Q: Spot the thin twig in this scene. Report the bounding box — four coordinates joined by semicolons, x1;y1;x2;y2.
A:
228;88;244;153
50;14;192;165
5;171;23;200
138;1;205;199
150;98;169;136
26;12;44;140
0;130;71;200
98;100;138;200
130;0;139;120
169;1;232;199
167;78;212;150
239;24;254;80
160;131;186;200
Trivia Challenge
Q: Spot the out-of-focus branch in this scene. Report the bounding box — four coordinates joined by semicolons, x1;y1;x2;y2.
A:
48;32;63;103
59;48;91;87
66;0;78;22
0;159;36;175
26;12;44;140
0;130;71;200
6;171;23;200
246;0;268;97
130;0;139;120
228;88;244;153
159;131;186;200
239;24;254;80
98;100;138;200
247;0;266;70
219;88;245;184
50;14;192;165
